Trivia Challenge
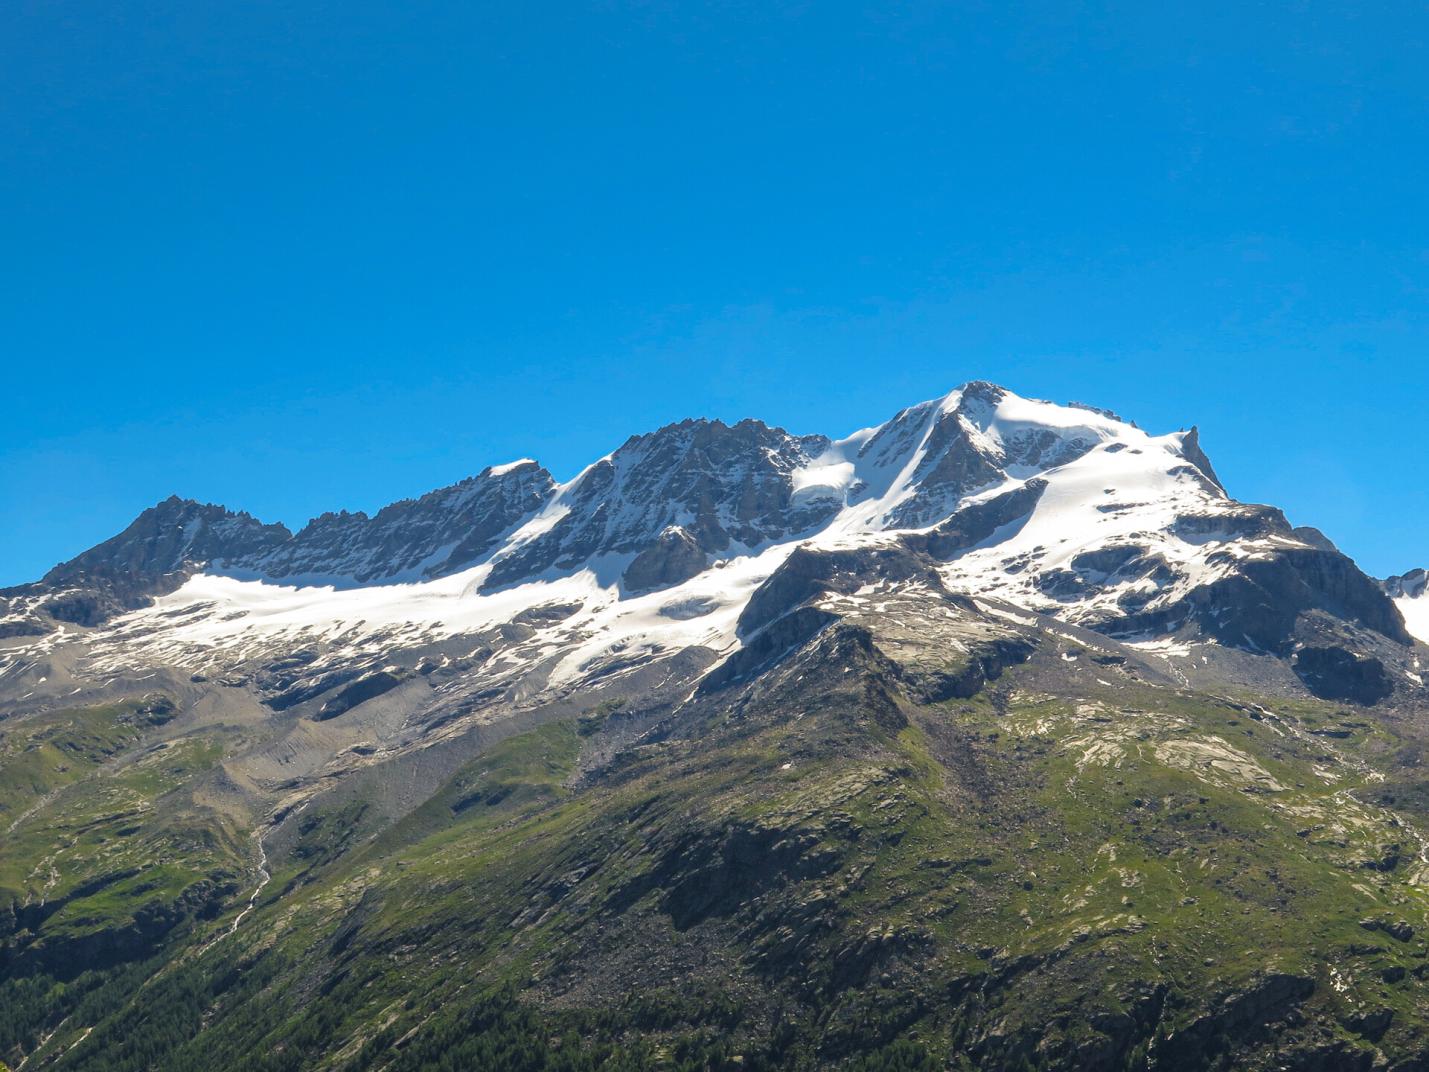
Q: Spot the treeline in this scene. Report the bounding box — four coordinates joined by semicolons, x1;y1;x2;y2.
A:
354;987;940;1072
0;957;159;1069
12;934;942;1072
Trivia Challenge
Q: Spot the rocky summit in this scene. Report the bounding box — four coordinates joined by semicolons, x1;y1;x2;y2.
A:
3;382;1429;1071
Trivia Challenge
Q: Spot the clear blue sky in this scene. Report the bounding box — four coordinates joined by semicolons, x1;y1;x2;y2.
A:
3;2;1426;587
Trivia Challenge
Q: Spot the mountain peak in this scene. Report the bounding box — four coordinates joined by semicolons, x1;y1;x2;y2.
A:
483;415;834;592
43;497;291;588
1385;568;1427;599
1177;426;1226;494
482;458;542;478
944;378;1009;408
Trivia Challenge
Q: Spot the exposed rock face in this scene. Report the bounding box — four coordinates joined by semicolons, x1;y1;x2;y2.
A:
1158;973;1317;1068
870;382;1096;529
483;418;838;591
1293;525;1340;552
1178;425;1226;494
621;526;708;593
1100;526;1412;660
736;543;950;638
43;496;292;589
1384;568;1427;599
1226;547;1412;650
1294;645;1394;704
699;605;841;691
247;461;554;584
314;669;409;720
903;479;1047;560
879;407;1006;527
1169;503;1290;544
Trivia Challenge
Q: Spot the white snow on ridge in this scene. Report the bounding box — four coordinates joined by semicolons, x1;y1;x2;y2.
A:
485;458;538;477
955;388;1124;473
83;540;801;692
940;432;1235;611
26;383;1334;693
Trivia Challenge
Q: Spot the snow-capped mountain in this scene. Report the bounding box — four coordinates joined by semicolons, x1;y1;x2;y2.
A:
9;381;1429;1071
1;381;1418;724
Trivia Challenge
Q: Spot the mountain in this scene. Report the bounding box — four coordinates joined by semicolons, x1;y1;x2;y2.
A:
2;382;1428;1071
1386;569;1429;652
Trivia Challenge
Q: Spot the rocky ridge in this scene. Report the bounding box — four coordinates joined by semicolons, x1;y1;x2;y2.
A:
2;383;1415;676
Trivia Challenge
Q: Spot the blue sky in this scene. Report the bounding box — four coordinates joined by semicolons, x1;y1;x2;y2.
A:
3;2;1426;587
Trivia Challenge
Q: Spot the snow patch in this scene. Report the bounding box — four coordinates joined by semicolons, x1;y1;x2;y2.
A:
486;458;537;477
1396;595;1429;646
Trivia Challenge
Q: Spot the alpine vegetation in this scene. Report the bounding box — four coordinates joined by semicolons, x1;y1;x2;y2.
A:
3;383;1428;1071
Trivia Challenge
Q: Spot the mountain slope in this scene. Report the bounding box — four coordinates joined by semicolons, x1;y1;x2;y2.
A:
1386;569;1429;647
2;382;1427;1071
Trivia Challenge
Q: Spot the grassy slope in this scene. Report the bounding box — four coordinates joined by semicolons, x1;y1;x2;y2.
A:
7;628;1429;1070
0;697;250;1065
